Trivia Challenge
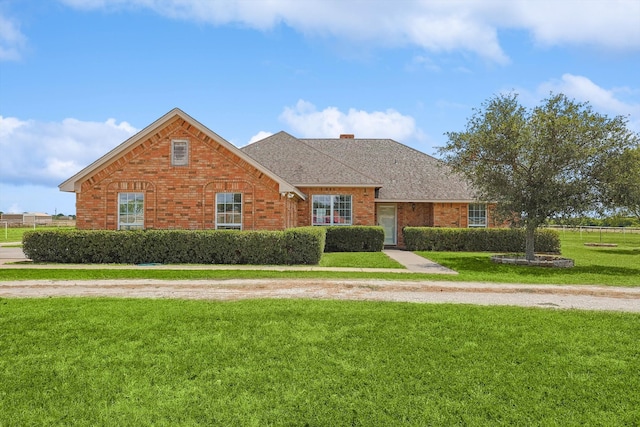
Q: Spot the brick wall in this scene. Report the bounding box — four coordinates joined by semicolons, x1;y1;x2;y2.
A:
73;114;497;235
396;202;434;228
433;203;468;228
432;202;500;229
394;202;434;247
76;116;289;230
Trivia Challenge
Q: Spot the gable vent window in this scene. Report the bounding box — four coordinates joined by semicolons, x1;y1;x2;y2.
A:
171;140;189;166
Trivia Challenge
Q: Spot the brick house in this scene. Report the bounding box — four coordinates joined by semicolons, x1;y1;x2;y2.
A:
60;108;494;247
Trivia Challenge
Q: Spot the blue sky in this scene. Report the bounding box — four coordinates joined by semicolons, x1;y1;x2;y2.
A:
1;0;639;216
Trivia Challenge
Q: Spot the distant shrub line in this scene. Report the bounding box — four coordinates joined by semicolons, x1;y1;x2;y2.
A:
403;227;561;253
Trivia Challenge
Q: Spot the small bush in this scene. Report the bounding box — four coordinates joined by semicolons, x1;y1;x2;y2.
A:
22;227;326;265
324;226;385;252
403;227;560;253
284;227;326;264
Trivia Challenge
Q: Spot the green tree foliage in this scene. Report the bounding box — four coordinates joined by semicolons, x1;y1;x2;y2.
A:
439;92;639;260
598;146;640;220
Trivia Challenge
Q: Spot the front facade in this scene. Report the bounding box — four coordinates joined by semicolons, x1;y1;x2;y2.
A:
60;109;494;247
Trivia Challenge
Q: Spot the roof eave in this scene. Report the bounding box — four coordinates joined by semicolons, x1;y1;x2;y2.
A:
294;183;383;188
375;199;481;203
279;184;306;200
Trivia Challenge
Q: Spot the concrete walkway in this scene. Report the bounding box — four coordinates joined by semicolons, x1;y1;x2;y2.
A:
383;249;457;274
0;245;455;274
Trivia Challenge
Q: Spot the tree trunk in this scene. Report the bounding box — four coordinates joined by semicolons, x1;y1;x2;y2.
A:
525;225;536;261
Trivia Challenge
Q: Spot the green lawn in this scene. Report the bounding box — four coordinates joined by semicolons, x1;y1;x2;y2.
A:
1;298;638;425
0;226;74;243
319;251;405;268
1;230;639;286
419;230;640;286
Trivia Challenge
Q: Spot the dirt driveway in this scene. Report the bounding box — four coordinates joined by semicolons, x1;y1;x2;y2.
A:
2;278;639;313
2;246;638;312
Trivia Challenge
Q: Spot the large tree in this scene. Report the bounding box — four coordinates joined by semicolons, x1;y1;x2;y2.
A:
598;146;640;220
439;92;639;261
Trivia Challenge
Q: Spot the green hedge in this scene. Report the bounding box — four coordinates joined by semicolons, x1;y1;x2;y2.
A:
324;226;385;252
403;227;561;253
22;227;326;265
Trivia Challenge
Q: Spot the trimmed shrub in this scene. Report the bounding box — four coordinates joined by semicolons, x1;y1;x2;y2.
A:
22;227;326;265
324;226;385;252
403;227;561;253
283;227;326;264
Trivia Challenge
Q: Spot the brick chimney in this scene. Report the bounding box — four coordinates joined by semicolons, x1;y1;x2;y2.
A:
339;134;354;139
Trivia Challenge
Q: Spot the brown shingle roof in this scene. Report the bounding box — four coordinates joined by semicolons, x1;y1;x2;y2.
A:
302;138;476;201
243;134;476;201
241;131;381;186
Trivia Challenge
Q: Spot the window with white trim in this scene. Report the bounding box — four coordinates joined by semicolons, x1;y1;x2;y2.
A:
312;195;352;225
468;203;487;227
216;193;242;229
171;140;189;166
118;192;144;230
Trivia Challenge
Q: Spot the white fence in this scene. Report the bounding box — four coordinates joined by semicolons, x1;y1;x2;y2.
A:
543;225;640;244
543;225;640;234
2;220;76;242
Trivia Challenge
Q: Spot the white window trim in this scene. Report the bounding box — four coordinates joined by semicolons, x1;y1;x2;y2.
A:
118;192;144;230
171;139;189;166
216;193;243;230
468;203;487;228
312;194;353;226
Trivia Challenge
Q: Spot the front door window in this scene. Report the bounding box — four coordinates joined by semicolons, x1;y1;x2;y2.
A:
377;204;397;245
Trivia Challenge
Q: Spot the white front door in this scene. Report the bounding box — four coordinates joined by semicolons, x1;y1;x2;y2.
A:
377;204;397;245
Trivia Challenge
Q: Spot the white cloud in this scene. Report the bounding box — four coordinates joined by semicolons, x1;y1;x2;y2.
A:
247;131;273;145
279;100;423;142
0;115;138;187
511;0;640;50
0;13;27;61
0;116;26;137
59;0;640;63
0;183;76;215
538;74;640;130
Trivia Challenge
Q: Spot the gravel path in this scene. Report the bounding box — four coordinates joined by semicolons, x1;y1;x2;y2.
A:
2;246;638;312
1;278;639;312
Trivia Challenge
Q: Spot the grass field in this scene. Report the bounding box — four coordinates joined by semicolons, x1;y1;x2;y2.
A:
419;230;640;286
0;225;75;243
319;251;405;268
2;230;639;286
1;298;638;425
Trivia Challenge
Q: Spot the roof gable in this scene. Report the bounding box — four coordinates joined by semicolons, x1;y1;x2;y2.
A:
59;109;303;198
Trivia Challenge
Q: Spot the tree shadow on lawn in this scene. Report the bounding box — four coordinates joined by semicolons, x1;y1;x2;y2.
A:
590;248;640;256
565;264;640;277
